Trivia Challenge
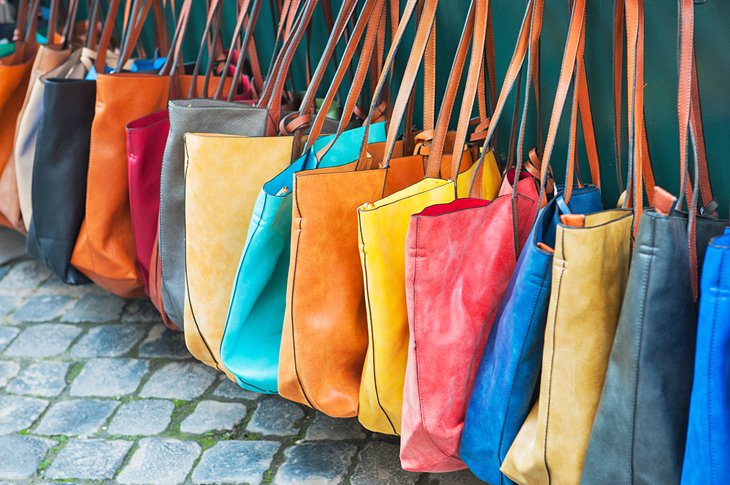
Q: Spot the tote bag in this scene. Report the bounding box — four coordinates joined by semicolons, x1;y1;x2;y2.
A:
581;1;728;481
682;228;730;485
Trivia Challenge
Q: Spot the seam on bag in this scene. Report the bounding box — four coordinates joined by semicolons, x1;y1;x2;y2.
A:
497;257;548;479
358;211;398;436
288;200;316;410
629;219;655;483
184;248;221;370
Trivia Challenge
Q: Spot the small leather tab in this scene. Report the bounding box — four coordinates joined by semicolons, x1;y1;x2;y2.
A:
653;186;677;216
561;214;586;227
537;242;555;254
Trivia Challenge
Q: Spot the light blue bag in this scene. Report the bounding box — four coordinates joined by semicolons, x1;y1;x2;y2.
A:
220;122;387;393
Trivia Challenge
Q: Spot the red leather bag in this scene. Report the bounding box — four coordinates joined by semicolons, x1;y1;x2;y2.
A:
126;110;169;295
399;0;540;472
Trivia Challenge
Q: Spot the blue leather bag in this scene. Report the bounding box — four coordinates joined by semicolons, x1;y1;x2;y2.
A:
459;186;602;485
682;228;730;485
219;122;387;394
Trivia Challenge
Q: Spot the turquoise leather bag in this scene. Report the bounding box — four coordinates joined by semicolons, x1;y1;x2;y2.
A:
219;122;387;393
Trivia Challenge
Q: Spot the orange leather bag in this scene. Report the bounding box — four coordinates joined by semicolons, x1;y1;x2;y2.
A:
0;0;38;231
71;0;170;297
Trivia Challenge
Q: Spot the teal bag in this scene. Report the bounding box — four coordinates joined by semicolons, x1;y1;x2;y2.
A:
220;122;387;393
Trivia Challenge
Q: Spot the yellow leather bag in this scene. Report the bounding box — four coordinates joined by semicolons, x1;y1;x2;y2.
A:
183;133;293;376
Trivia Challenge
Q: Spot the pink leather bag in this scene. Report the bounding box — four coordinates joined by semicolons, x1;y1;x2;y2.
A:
126;109;169;295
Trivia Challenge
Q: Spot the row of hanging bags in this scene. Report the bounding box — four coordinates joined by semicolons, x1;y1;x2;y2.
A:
683;227;730;484
219;0;391;394
182;0;346;374
158;0;306;328
582;0;728;483
26;0;127;282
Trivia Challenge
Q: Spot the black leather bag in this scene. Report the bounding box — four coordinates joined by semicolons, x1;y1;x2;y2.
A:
26;78;95;284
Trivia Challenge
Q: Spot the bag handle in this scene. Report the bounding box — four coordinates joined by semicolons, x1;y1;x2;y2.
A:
60;0;81;49
94;0;122;72
160;0;193;76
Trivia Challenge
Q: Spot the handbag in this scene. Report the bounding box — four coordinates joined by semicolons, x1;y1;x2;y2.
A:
682;228;730;485
159;0;278;327
459;0;605;480
183;0;342;374
0;0;38;232
582;1;727;482
13;0;77;233
71;0;171;298
219;0;387;394
126;110;169;295
278;0;439;418
501;2;634;482
356;0;498;437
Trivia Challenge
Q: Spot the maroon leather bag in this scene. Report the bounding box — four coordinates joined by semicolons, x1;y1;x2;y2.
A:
126;110;169;295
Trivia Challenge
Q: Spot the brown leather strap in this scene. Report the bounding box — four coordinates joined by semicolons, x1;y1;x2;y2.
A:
61;0;81;48
160;0;193;76
95;0;122;72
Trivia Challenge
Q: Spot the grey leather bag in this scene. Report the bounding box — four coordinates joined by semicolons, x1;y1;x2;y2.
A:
581;210;726;485
158;99;269;326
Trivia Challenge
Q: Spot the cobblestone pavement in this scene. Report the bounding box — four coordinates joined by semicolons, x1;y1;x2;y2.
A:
0;258;483;484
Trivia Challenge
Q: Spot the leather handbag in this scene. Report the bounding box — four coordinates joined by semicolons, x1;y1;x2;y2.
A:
582;1;727;482
71;0;171;298
459;0;604;480
126;110;169;296
501;3;634;483
219;0;387;394
278;0;437;418
0;0;38;232
682;228;730;485
158;0;272;327
13;0;77;233
356;0;497;437
184;0;346;375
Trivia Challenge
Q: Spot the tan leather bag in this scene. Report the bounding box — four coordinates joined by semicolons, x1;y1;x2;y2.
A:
71;0;170;297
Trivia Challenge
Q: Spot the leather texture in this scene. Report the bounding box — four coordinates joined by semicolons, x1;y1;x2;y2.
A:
26;77;95;284
582;211;726;485
401;176;538;473
502;209;634;485
682;228;730;485
13;45;72;232
220;123;387;395
126;110;170;297
460;186;603;485
71;73;170;298
0;48;34;232
159;99;268;327
278;150;426;418
356;148;495;436
183;133;293;377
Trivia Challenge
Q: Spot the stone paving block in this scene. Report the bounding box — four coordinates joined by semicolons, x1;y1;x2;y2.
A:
122;299;164;323
180;401;247;434
0;326;19;351
70;359;149;397
45;439;133;480
0;260;52;291
6;361;69;397
35;276;96;297
213;377;261;401
138;325;190;359
3;323;82;358
351;442;419;485
0;361;20;387
275;442;357;485
11;295;73;323
139;361;216;400
305;414;367;441
107;399;174;436
116;438;200;485
69;324;147;358
0;395;48;434
64;294;127;323
191;440;279;484
35;400;119;436
425;470;485;485
247;397;305;437
0;296;21;317
0;435;53;480
0;263;9;281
